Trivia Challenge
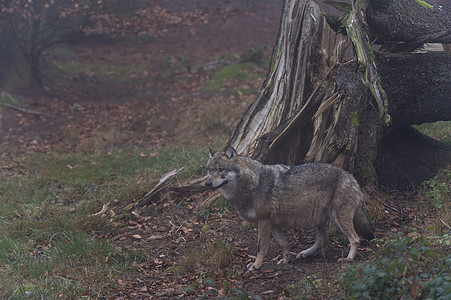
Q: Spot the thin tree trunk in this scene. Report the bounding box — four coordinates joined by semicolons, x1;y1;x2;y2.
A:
29;49;43;89
29;11;44;89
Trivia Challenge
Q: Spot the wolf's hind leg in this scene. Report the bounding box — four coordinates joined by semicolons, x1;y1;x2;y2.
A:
296;226;326;259
333;212;360;261
272;226;290;264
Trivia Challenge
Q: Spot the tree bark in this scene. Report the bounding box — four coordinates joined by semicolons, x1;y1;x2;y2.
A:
377;52;451;127
29;48;43;89
228;0;450;190
28;9;44;89
367;0;451;44
229;0;349;160
377;126;451;189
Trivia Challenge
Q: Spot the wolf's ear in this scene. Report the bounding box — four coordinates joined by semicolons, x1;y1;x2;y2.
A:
208;147;216;158
224;146;237;160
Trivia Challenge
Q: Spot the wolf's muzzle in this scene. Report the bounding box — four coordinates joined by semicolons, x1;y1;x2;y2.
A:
205;180;228;191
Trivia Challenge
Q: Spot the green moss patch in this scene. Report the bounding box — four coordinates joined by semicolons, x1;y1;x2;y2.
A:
202;63;257;91
414;0;433;9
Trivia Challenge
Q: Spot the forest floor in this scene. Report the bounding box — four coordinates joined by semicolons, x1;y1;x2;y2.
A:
0;1;449;299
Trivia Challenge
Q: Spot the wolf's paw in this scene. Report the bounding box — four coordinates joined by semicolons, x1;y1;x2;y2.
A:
296;251;308;259
277;256;290;265
247;262;262;271
337;257;353;263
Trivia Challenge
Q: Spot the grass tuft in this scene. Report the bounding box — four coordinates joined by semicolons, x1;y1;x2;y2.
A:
181;240;235;273
414;121;451;144
202;62;258;91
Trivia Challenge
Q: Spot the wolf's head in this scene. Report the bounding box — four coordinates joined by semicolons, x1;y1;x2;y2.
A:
205;146;241;191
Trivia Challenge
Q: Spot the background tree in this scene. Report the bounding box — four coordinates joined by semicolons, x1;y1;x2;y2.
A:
228;0;450;190
0;0;104;88
0;0;239;89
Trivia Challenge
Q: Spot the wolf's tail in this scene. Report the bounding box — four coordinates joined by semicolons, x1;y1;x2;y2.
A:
353;204;375;241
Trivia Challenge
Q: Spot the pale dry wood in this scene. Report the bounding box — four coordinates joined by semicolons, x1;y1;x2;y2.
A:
230;0;347;156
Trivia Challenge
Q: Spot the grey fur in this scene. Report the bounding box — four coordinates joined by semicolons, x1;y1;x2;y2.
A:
206;146;374;271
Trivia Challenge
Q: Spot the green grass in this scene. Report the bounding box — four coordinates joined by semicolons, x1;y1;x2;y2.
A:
414;0;434;9
0;117;447;297
414;121;451;144
202;62;259;91
0;92;21;113
51;45;78;58
0;147;208;298
0;92;20;106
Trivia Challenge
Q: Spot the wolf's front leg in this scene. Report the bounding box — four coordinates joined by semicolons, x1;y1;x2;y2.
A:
247;219;271;271
272;226;290;265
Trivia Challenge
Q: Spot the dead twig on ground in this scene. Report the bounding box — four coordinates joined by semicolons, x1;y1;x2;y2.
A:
0;102;48;116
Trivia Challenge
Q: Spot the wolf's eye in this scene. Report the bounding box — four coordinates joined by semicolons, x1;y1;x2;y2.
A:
220;174;226;179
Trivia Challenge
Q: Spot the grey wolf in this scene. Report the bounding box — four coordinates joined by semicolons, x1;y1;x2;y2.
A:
205;146;374;271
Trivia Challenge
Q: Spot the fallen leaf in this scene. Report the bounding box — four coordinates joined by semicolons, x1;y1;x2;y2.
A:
90;203;110;216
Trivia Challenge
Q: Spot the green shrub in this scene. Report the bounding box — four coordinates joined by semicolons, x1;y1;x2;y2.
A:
340;232;451;299
422;169;450;210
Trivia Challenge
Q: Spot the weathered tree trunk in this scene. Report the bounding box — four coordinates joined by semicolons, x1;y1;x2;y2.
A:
228;0;450;190
229;0;349;162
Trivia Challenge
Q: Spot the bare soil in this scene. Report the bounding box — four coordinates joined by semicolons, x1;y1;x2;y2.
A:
109;199;382;299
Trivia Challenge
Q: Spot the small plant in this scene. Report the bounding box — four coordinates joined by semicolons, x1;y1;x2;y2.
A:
284;272;324;299
242;221;252;230
201;62;257;91
240;46;268;66
201;224;211;233
422;169;450;210
422;169;451;233
339;231;451;299
184;278;250;299
196;197;232;219
428;233;451;246
216;197;233;214
9;284;47;300
197;206;213;219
